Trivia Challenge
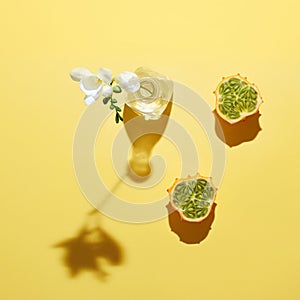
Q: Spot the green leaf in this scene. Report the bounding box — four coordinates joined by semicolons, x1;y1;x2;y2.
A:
113;86;122;93
115;113;119;123
115;106;121;112
103;96;111;104
119;115;123;122
111;99;117;103
110;104;115;110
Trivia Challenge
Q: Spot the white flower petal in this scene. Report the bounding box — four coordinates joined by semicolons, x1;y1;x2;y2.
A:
125;77;140;92
70;67;92;81
116;71;139;91
80;75;102;96
84;95;96;106
102;85;113;97
117;80;129;90
98;68;113;84
115;71;133;86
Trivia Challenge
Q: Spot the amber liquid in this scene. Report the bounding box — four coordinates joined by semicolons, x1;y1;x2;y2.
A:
126;97;169;120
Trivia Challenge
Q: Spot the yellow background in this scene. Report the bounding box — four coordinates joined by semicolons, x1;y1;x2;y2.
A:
1;0;300;299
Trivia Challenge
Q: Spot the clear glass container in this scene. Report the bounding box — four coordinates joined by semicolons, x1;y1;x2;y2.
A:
126;67;173;120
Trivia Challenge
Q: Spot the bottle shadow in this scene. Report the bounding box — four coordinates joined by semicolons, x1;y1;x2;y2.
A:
53;210;123;280
166;202;217;244
213;110;262;147
123;99;172;178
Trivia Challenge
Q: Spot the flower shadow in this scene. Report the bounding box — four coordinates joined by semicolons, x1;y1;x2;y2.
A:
53;210;123;280
166;202;217;244
213;110;262;147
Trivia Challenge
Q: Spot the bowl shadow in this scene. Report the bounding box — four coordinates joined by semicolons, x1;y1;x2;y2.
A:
213;110;262;147
166;202;217;244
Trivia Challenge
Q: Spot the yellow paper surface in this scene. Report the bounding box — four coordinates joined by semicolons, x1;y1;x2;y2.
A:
1;0;300;299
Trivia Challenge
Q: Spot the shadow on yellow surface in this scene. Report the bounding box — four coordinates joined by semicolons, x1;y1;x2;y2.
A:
166;202;217;244
54;210;123;280
213;110;262;147
123;99;172;178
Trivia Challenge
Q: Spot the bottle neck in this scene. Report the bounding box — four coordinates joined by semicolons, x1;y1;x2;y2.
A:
135;77;159;102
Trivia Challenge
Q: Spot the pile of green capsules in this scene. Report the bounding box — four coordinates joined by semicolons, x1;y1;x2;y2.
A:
172;179;215;219
218;77;258;119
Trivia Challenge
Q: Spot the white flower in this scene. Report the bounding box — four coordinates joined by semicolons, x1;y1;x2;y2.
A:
79;74;102;96
70;67;113;105
102;85;113;97
98;68;112;84
69;67;92;81
70;67;140;107
116;71;140;93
